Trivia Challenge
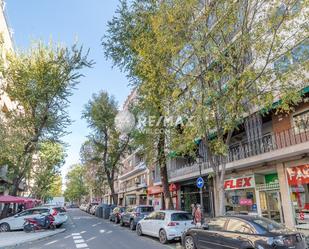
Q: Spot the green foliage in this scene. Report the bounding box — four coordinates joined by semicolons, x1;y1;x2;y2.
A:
31;141;65;201
64;164;88;202
0;41;92;195
81;91;129;204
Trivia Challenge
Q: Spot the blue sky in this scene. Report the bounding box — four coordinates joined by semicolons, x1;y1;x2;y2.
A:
7;1;131;183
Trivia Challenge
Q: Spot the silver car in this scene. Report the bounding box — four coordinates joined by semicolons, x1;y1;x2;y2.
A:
137;210;195;244
0;206;68;231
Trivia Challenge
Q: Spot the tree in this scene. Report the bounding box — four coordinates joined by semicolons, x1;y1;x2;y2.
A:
0;41;93;195
104;0;308;214
30;141;65;201
64;164;87;204
103;0;180;209
82;91;129;205
145;0;309;215
48;174;63;198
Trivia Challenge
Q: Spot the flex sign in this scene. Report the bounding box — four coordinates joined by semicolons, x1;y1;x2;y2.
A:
224;176;255;190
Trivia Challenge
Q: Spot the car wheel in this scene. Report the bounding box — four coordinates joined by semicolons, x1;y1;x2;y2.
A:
130;220;136;230
0;223;10;232
120;218;124;226
56;224;62;228
184;235;196;249
136;224;143;236
159;229;168;244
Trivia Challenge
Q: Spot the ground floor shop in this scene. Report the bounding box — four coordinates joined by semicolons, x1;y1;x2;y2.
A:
214;156;309;231
147;184;180;210
118;188;147;207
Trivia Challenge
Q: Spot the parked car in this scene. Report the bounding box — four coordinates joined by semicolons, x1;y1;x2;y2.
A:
0;206;68;232
136;210;194;244
79;203;87;211
86;202;98;213
109;206;125;223
182;215;307;249
120;205;154;230
90;204;98;215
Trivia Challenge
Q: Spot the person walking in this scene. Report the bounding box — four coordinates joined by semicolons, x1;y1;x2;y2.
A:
194;204;202;228
191;203;196;223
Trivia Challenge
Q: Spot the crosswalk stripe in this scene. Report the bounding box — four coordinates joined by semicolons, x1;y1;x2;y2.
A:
74;239;85;243
72;233;80;236
75;243;88;248
73;236;82;239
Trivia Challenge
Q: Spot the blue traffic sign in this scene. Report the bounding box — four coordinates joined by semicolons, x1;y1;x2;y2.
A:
196;177;204;188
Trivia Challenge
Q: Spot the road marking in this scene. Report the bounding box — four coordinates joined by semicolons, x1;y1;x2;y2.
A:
80;231;86;234
92;222;101;227
107;230;112;234
86;236;96;242
74;239;85;243
75;243;88;248
100;229;105;233
45;240;58;245
73;236;82;239
64;235;71;239
72;233;80;236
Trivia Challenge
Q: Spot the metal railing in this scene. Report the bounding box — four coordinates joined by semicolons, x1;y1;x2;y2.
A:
168;126;309;179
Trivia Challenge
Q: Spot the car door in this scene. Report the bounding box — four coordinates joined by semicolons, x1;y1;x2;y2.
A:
220;218;255;249
152;212;165;237
11;209;38;229
196;217;228;249
124;207;134;224
142;211;157;235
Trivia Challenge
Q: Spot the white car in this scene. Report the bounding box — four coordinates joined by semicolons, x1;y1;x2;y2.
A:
136;210;195;244
0;206;68;231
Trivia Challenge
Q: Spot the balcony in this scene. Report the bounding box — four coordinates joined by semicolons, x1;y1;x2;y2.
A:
168;127;309;180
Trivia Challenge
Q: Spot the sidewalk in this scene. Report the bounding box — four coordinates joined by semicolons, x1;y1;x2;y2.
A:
0;229;65;249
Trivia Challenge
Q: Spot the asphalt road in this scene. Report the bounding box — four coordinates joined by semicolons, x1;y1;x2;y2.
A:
14;208;180;249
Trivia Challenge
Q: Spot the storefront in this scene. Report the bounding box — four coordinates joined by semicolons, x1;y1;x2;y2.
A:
286;164;309;228
179;179;212;215
147;184;180;210
224;175;257;214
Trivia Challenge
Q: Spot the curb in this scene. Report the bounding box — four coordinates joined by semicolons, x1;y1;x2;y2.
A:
0;228;66;249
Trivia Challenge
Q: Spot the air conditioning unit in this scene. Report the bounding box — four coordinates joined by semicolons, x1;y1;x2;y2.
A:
134;177;140;185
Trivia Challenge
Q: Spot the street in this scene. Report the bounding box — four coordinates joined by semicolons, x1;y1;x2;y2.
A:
14;208;178;249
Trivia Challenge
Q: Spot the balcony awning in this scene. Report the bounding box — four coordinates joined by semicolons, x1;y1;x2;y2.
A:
0;195;31;204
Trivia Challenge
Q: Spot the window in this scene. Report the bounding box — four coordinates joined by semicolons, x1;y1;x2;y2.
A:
146;211;157;220
226;219;254;234
156;212;165;220
208;218;227;231
292;39;309;63
274;55;291;73
253;217;285;232
138;206;154;213
171;212;193;221
293;110;309;134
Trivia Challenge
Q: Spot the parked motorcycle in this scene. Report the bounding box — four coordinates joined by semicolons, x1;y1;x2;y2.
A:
23;214;55;233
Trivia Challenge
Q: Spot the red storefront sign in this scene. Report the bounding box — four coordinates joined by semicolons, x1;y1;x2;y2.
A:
224;176;255;190
286;165;309;186
239;198;253;206
147;186;163;195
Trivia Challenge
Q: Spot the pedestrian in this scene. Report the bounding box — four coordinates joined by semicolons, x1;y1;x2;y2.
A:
191;203;196;223
194;204;202;228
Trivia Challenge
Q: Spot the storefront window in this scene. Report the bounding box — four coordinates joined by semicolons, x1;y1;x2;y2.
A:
287;165;309;226
224;176;256;214
225;189;256;214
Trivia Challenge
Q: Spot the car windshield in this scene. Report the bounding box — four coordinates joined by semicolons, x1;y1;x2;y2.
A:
253;217;286;232
139;207;154;212
171;213;193;221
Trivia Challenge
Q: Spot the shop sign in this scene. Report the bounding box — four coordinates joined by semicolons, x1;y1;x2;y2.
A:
169;183;179;192
224;176;255;190
239;198;253;206
287;165;309;186
147;186;163;195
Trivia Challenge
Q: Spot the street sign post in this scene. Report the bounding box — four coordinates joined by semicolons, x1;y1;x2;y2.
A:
196;177;204;189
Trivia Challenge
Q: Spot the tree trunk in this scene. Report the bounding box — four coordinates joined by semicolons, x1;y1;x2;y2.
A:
216;167;226;216
106;171;118;205
158;121;174;210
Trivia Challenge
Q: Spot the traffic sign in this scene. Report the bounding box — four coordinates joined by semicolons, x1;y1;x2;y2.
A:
196;177;204;188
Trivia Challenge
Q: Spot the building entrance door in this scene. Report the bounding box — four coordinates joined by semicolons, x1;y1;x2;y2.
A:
259;191;283;223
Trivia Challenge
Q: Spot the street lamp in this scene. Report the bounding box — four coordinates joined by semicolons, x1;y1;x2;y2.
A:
196;153;204;214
